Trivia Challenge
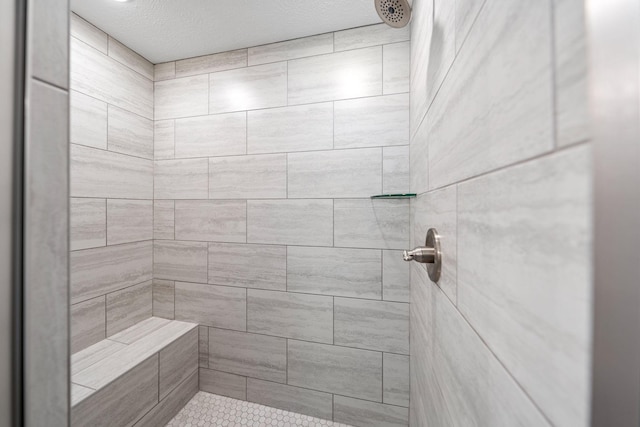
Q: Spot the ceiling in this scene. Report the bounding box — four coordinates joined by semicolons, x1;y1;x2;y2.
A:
70;0;384;64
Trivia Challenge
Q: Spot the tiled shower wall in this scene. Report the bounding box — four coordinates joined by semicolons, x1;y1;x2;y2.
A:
152;24;412;426
69;14;155;354
409;0;592;426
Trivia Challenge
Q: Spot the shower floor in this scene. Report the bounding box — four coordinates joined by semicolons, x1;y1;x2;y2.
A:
166;391;353;427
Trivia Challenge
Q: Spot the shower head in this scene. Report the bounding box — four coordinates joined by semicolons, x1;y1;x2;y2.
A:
375;0;412;28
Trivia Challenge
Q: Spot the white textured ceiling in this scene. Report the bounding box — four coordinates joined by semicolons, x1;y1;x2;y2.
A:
70;0;384;64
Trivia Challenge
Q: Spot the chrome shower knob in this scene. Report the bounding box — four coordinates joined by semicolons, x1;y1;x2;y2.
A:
403;228;442;282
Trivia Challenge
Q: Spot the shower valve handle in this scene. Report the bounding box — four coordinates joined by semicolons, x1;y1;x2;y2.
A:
403;228;442;282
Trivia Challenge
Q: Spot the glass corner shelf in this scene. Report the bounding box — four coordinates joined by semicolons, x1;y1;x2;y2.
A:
370;193;417;199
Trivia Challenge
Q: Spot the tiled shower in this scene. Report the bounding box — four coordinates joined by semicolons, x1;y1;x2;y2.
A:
61;0;594;426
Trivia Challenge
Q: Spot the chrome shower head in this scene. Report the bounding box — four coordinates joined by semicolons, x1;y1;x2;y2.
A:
375;0;411;28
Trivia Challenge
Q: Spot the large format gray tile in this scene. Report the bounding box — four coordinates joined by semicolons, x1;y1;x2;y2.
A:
154;159;208;200
71;296;106;354
248;33;334;65
71;339;126;376
153;200;174;240
106;281;152;336
154;75;209;120
334;94;409;149
334;24;410;51
154;120;175;160
159;327;198;399
107;105;154;159
209;154;287;199
287;340;382;402
199;326;208;368
71;355;158;426
409;111;428;195
71;383;95;407
153;280;175;320
71;240;152;304
287;247;382;299
412;186;457;303
154;62;175;82
455;0;484;53
333;396;409;427
247;103;333;154
174;112;246;158
288;148;382;198
208;243;286;291
106;199;153;245
427;0;554;189
134;370;198;427
247;200;333;246
200;369;247;400
108;36;154;80
70;90;107;149
108;317;171;345
247;289;333;343
457;144;592;426
247;379;333;420
154;241;208;283
554;0;589;146
70;198;106;251
382;250;409;302
409;0;431;138
30;0;68;88
383;353;409;407
176;49;247;77
71;13;107;54
71;144;153;199
334;199;409;249
288;47;382;104
209;62;287;114
383;146;409;194
175;282;247;331
426;0;456;108
71;37;153;119
334;298;409;354
175;200;247;243
383;41;410;95
209;328;287;383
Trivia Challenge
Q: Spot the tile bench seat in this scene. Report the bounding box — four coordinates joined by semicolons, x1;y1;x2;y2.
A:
71;317;199;427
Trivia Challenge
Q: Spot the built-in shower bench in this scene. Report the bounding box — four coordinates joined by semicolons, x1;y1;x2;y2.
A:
70;317;199;427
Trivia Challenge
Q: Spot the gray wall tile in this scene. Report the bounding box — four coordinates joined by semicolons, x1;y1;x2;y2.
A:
153;279;175;319
333;396;409;427
176;49;247;77
383;353;409;407
106;280;152;336
159;328;198;399
457;145;592;426
175;112;246;158
247;289;333;343
106;200;153;245
71;241;153;304
154;75;209;120
209;328;287;383
154;62;176;82
287;247;382;299
455;0;484;53
175;282;247;331
209;62;287;114
71;198;106;251
409;116;428;194
70;90;107;150
175;200;247;243
71;296;106;354
287;148;382;198
288;47;382;104
208;243;286;291
383;146;409;194
334;298;409;354
134;370;197;427
71;13;107;54
198;325;209;368
108;36;154;80
248;33;334;65
71;144;153;199
334;24;410;51
382;250;409;303
409;0;431;138
154;159;209;200
247;200;333;246
334;199;409;249
209;154;287;199
247;379;333;420
247;103;333;154
153;200;175;240
30;0;68;88
154;240;208;283
154;120;175;160
383;41;410;95
334;94;409;149
107;105;154;159
287;340;382;402
200;369;247;400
